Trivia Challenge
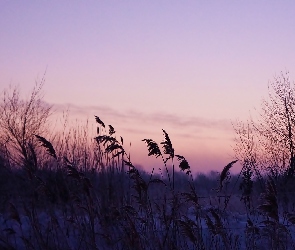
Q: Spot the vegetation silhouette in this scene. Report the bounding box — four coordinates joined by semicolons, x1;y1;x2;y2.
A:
1;75;295;249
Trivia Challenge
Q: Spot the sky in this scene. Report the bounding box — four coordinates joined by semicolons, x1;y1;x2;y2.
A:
1;1;295;174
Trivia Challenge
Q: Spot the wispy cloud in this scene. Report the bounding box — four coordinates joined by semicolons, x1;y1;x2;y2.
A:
49;102;235;172
51;103;233;133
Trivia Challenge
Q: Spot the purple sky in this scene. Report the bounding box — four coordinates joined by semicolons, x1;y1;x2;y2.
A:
1;1;295;173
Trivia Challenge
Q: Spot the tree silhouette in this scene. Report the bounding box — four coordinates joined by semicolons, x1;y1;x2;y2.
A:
234;72;295;176
0;77;52;170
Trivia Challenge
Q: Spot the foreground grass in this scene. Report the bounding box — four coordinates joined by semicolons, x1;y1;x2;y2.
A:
0;118;295;250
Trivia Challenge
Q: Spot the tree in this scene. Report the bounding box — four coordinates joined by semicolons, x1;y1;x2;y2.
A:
0;77;52;171
234;72;295;176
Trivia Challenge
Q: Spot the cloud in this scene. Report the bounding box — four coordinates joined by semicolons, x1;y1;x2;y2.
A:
49;102;236;173
51;102;233;133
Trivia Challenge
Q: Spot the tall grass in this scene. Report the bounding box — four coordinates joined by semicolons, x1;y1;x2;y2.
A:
0;115;295;249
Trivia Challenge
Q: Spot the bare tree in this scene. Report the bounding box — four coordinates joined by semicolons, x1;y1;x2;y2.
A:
234;72;295;176
0;76;52;171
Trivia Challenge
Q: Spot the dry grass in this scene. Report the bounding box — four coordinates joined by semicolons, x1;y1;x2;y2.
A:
0;115;294;250
1;85;295;249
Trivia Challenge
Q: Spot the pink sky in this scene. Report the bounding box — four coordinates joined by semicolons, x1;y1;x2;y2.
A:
1;1;295;173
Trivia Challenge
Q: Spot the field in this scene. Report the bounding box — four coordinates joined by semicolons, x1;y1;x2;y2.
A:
0;115;295;250
1;83;295;250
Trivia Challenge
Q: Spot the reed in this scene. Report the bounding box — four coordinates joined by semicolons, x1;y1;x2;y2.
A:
1;85;295;249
